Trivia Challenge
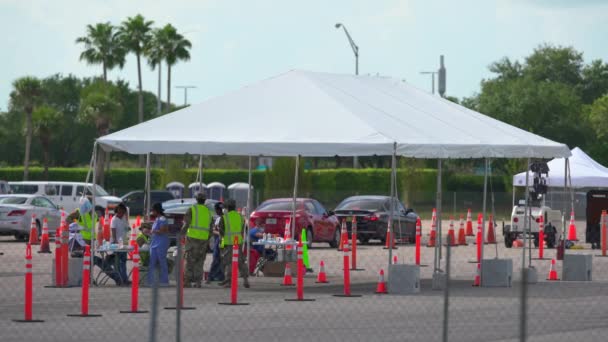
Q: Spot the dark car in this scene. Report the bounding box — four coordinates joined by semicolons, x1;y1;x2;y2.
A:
249;198;341;248
121;190;176;216
163;198;218;233
334;195;417;244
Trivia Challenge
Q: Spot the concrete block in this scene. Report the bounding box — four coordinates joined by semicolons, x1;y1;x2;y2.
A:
481;258;512;287
525;267;538;284
388;264;420;294
432;271;446;290
68;257;83;286
563;254;592;281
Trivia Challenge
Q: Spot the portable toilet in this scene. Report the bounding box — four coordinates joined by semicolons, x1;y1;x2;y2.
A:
228;182;253;210
207;182;226;201
188;182;207;198
166;181;185;199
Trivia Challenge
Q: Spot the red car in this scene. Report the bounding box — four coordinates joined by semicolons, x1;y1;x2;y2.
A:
249;198;341;247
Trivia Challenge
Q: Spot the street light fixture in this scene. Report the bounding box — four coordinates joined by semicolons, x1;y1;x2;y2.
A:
175;85;197;106
420;71;438;95
335;23;359;75
335;22;360;168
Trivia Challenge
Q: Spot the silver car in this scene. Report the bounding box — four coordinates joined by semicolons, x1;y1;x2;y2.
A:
0;194;62;241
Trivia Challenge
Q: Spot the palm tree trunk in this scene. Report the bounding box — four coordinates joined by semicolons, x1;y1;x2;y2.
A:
137;53;144;167
157;63;162;114
166;63;171;113
23;110;33;180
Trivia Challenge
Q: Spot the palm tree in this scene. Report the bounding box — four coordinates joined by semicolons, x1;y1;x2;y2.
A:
32;105;62;179
118;14;153;123
78;81;123;186
76;23;125;82
145;28;168;115
159;24;192;113
9;77;42;180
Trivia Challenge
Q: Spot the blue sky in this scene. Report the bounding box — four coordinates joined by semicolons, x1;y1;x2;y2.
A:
1;0;607;111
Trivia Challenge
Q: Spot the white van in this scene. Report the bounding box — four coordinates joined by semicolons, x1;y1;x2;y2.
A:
8;181;122;215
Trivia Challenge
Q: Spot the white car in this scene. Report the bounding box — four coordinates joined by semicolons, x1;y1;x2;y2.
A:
8;181;122;215
0;194;62;241
503;201;562;248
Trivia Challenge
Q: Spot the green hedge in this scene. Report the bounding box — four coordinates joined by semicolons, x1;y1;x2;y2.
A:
0;167;507;204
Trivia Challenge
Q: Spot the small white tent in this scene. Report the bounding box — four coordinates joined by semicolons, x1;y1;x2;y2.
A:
513;147;608;188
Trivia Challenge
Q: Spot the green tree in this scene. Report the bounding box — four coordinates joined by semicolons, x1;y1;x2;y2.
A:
76;23;125;82
585;95;608;139
524;44;583;86
579;60;608;104
78;81;123;186
9;77;43;180
158;24;191;112
119;14;153;126
32;105;62;179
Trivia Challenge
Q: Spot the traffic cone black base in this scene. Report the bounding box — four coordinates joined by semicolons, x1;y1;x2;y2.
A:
66;314;103;317
164;306;196;310
218;302;250;306
285;298;316;302
12;319;45;323
119;310;148;314
332;294;363;297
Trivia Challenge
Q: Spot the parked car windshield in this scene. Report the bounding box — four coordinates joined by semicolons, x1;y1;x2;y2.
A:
336;199;385;211
0;197;28;205
257;201;303;211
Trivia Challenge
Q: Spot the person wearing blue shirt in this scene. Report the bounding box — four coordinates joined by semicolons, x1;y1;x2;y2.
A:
147;202;170;287
249;217;265;255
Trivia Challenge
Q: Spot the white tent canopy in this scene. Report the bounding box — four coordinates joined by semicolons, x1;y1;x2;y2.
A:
513;147;608;188
97;70;570;159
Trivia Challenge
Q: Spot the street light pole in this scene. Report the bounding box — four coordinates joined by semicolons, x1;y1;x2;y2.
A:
175;86;196;106
336;22;360;168
420;71;437;94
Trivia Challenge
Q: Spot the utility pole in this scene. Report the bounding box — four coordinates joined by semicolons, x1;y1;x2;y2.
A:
175;86;196;106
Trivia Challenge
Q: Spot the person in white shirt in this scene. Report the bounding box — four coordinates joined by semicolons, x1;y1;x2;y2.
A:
111;203;131;285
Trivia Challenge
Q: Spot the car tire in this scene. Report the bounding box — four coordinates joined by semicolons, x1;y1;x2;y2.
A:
329;227;340;248
359;237;370;245
14;234;27;241
504;233;513;248
36;220;42;236
305;227;313;249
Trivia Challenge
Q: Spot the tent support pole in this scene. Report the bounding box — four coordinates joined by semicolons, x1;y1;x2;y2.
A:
90;142;98;284
198;155;204;195
388;143;397;272
435;159;443;272
291;156;300;240
145;153;151;221
245;156;253;268
480;158;488;282
519;157;531;342
563;158;570;259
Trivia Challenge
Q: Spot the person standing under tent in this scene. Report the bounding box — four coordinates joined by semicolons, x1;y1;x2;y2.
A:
110;203;131;285
218;199;249;288
206;201;225;284
180;193;214;288
67;198;97;245
147;202;170;287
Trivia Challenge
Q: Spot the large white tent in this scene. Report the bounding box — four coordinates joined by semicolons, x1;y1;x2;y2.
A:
93;70;572;290
513;147;608;188
97;70;570;159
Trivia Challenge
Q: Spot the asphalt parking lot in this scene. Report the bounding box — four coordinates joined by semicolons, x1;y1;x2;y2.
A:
1;220;607;342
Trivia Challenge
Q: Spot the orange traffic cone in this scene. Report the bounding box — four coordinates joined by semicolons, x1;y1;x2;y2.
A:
135;215;141;228
567;211;578;241
374;269;388;294
38;218;51;253
427;208;437;247
280;263;294;286
97;217;105;246
284;218;293;251
393;255;398;264
457;215;468;246
338;219;347;251
445;218;457;246
472;263;481;287
315;260;328;283
465;209;474;236
547;259;559;281
28;215;40;245
128;224;138;260
485;215;497;244
383;225;397;250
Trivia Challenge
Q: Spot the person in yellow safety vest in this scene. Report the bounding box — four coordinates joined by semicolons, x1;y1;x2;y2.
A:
180;193;214;288
217;199;250;288
66;197;97;244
